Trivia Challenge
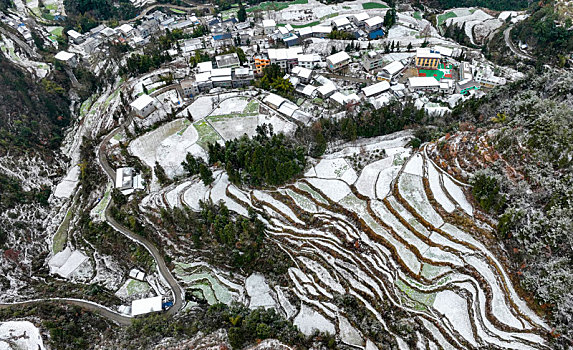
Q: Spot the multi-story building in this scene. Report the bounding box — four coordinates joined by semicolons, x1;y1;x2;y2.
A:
297;53;322;69
215;53;241;69
268;47;302;71
254;55;271;74
362;51;385;71
326;51;351;72
232;68;254;88
415;48;441;69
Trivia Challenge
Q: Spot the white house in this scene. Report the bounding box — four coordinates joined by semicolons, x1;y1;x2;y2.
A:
332;17;351;31
67;30;84;44
130;94;157;117
364;16;384;32
54;51;78;67
408;77;441;92
132;296;163;316
262;19;276;34
381;60;405;78
326;51;351;72
362;81;391;98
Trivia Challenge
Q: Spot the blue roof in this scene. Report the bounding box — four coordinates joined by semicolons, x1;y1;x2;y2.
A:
213;33;232;40
368;29;385;39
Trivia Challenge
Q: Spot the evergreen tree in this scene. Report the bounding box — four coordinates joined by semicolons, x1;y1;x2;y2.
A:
237;4;247;22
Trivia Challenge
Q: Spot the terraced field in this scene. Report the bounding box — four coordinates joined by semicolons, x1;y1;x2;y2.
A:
153;133;549;348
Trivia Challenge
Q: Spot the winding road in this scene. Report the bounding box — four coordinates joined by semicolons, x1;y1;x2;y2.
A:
97;112;185;318
503;26;534;61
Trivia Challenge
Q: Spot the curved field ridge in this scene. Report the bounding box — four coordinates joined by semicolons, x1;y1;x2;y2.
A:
171;138;549;348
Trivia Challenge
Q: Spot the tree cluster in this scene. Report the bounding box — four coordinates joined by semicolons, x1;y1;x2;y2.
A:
181;153;214;185
255;64;294;99
208;124;306;187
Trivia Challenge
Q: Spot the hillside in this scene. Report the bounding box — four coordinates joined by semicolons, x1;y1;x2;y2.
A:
435;69;573;346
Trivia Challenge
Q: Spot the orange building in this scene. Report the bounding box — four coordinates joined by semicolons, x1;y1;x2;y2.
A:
254;55;270;74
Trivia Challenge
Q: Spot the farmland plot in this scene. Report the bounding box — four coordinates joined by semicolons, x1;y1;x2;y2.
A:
173;134;549;348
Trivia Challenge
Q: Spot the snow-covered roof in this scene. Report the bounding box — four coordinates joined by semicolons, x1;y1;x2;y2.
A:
130;94;155;110
234;67;250;76
318;83;336;96
101;27;117;37
263;93;286;108
292;66;312;79
416;48;441;59
211;68;232;77
285;24;294;32
382;60;405;75
298;27;313;36
55;250;88;278
330;92;347;105
408;76;440;88
312;25;332;34
278;26;289;35
131;296;163;316
278;102;298;117
54;51;75;61
67;29;82;39
195;72;211;82
365;16;383;27
262;19;276;27
117;24;134;34
362;81;391;97
332;17;350;27
346;93;360;103
327;51;351;65
353;12;370;22
197;61;213;72
298;53;321;63
433;45;453;57
301;85;317;96
268;47;302;61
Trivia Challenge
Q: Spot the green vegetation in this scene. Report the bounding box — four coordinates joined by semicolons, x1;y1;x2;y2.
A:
428;0;530;11
437;11;456;27
471;172;506;214
246;0;307;12
287;20;320;28
303;102;427;156
126;303;304;349
255;64;294;99
512;4;573;66
194;121;221;150
362;2;388;9
181;153;214;185
63;0;137;21
396;279;436;309
208;124;306;187
161;201;266;268
328;30;356;40
413;11;422;20
53;204;74;253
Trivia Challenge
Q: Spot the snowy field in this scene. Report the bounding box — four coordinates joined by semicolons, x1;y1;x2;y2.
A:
0;321;45;350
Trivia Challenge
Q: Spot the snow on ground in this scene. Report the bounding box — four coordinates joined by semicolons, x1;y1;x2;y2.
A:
53;165;80;199
130;118;207;179
210;173;249;217
355;158;393;198
211;115;259;141
294;303;335;336
258;114;296;136
338;315;364;347
314;158;357;184
398;173;444;228
306;178;351;203
275;286;297;319
245;273;276;309
115;278;152;300
50;249;89;278
427;162;456;213
0;321;45;350
402;153;423;176
298;257;345;294
253;190;304;225
433;290;478;347
182;180;209;210
211;97;249;116
375;166;400;199
165;181;192;208
183;96;217;120
442;175;473;216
